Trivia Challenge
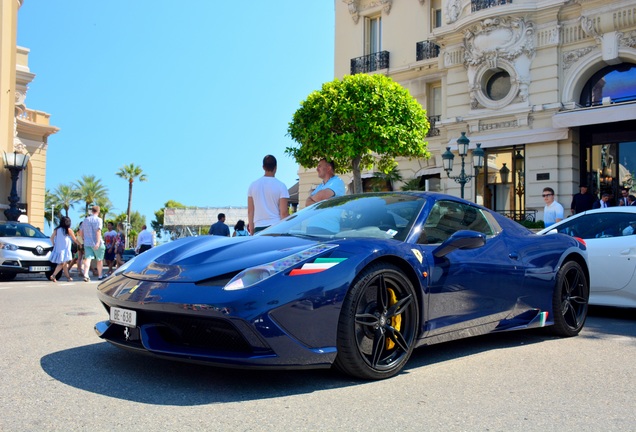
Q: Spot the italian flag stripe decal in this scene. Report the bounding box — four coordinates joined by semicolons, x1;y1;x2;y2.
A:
289;257;347;276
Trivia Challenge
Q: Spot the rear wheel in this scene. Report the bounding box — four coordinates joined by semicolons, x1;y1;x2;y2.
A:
334;263;419;380
550;260;588;337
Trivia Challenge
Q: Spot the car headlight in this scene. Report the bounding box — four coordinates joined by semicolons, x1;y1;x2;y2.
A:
224;244;338;291
0;242;19;251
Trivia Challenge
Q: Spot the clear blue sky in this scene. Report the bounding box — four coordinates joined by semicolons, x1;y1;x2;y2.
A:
17;1;335;234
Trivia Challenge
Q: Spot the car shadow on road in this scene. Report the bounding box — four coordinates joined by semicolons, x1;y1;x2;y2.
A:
39;309;634;406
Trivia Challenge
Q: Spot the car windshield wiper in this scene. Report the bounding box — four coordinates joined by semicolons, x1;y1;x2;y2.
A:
263;233;325;240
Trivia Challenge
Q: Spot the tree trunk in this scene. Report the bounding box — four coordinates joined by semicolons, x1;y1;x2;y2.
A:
127;180;133;225
352;156;363;194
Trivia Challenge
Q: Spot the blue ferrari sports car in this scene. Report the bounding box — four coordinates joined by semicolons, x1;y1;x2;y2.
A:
95;192;589;380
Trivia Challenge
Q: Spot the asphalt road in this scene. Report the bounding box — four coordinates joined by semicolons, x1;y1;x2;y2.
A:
1;273;635;432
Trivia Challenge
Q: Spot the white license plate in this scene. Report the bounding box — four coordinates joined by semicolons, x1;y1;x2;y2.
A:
29;266;50;272
110;307;137;327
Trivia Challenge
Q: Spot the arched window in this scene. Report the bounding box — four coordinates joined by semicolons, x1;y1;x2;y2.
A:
580;63;636;107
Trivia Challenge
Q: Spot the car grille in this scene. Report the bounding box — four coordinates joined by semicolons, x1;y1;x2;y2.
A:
20;245;53;256
139;311;253;353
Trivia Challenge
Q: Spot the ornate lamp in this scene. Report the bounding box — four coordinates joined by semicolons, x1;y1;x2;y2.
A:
3;151;30;221
442;133;485;199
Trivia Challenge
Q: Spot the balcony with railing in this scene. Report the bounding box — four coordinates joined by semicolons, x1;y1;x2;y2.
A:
416;41;440;62
350;51;390;74
471;0;512;13
427;115;441;137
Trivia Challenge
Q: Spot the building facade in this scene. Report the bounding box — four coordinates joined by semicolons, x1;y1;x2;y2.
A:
0;0;58;229
298;0;636;221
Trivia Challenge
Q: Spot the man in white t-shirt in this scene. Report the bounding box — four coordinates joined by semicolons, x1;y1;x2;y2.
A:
542;187;564;228
248;155;290;234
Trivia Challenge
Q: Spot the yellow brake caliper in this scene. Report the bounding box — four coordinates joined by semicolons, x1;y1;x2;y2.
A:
386;287;402;349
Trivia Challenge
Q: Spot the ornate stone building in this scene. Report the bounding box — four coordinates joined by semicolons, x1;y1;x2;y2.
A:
299;0;636;222
0;0;58;228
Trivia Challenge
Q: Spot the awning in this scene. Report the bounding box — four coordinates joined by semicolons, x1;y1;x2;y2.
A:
552;103;636;128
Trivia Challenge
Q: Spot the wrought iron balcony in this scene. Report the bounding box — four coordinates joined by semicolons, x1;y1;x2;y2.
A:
416;41;440;61
471;0;512;12
426;115;441;137
498;209;536;222
350;51;390;74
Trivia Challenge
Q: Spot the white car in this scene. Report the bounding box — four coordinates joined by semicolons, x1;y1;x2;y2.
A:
0;221;54;281
537;206;636;307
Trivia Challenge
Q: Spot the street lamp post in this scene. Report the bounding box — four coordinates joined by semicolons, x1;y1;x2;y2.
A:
442;132;485;199
3;151;30;222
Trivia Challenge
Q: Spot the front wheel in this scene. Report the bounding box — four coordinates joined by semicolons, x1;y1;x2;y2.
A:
550;260;589;337
334;263;419;380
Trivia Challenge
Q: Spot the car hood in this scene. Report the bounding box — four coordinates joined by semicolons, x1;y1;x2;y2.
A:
119;235;325;283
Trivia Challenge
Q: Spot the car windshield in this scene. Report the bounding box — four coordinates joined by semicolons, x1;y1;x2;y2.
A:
262;193;425;241
0;222;48;239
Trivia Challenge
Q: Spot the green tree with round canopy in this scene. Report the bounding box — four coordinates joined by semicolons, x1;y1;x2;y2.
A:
286;74;431;194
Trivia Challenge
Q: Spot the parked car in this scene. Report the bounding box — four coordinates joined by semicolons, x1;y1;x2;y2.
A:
0;221;54;281
95;192;589;380
121;248;137;263
537;206;636;307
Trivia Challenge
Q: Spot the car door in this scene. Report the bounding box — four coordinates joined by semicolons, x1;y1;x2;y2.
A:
418;201;527;337
550;212;636;291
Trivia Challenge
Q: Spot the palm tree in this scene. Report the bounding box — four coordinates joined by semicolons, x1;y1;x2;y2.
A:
74;175;109;216
116;163;147;226
53;183;81;217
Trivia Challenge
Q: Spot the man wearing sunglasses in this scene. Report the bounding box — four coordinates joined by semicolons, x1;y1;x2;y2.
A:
542;187;564;228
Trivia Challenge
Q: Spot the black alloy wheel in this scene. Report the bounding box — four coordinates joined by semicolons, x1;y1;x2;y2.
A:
334;263;419;380
550;260;589;337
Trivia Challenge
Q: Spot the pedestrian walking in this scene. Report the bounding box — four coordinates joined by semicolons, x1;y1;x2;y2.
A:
49;216;78;282
81;205;105;282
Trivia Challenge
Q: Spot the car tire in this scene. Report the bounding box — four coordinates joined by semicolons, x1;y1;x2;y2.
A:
334;263;419;380
550;260;589;337
0;272;16;281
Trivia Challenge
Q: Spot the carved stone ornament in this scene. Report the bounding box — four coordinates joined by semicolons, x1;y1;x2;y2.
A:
464;17;535;67
463;17;535;109
342;0;393;24
446;0;461;24
619;30;636;49
562;46;595;70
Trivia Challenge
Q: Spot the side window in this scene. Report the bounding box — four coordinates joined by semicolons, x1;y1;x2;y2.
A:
555;213;635;238
421;201;492;244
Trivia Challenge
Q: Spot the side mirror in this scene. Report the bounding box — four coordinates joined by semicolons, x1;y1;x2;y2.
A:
433;230;486;258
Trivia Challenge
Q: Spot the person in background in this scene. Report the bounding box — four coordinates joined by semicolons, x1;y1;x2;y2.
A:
542;187;564;228
618;188;630;206
232;219;249;237
103;222;118;275
136;224;154;253
81;205;105;282
248;155;289;234
49;216;78;282
209;213;230;236
67;221;83;275
114;222;126;268
305;158;346;207
593;193;611;209
629;194;636;206
570;184;596;214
